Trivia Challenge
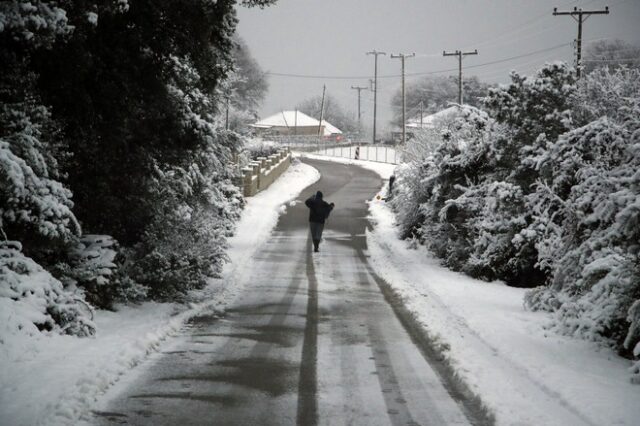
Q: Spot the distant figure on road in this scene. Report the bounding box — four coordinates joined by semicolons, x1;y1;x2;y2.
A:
354;145;360;160
305;191;334;252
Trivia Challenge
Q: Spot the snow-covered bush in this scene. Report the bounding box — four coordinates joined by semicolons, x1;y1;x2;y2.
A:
240;138;279;164
130;157;243;298
0;241;95;337
127;99;245;299
51;234;147;309
438;64;576;284
391;62;640;377
0;0;71;48
574;67;640;125
525;101;640;356
0;105;80;244
390;105;501;273
122;55;245;299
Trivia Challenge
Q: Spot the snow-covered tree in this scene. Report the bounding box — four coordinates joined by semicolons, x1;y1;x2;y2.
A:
0;0;80;250
130;131;244;299
524;69;640;365
0;108;80;244
1;0;276;318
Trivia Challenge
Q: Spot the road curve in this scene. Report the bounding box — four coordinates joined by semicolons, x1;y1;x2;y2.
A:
91;159;475;426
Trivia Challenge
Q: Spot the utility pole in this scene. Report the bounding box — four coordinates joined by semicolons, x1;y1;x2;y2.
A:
366;50;386;144
442;49;478;105
317;84;326;136
390;52;415;145
419;101;424;128
350;85;367;131
553;6;609;78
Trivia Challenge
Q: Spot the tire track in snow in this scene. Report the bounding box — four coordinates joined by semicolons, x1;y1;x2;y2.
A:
297;234;319;426
365;233;598;426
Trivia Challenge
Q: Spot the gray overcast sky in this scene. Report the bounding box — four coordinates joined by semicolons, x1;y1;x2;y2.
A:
237;0;640;135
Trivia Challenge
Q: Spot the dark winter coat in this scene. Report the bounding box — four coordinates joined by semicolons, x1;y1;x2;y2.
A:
305;191;334;224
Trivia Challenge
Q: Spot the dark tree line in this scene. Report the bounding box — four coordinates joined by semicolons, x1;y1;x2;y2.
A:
1;0;274;335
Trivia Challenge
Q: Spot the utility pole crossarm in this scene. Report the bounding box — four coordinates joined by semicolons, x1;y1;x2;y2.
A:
552;6;609;16
553;6;610;78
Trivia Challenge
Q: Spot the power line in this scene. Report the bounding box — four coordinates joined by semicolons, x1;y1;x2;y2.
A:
265;43;570;81
583;57;640;62
431;43;569;75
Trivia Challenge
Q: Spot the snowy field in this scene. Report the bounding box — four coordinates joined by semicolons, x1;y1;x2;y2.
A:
309;144;401;164
0;160;320;426
366;186;640;425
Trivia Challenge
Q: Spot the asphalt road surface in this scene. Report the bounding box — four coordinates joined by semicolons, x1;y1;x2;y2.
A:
92;159;476;426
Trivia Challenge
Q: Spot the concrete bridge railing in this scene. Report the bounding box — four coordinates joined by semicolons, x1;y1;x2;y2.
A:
236;148;292;197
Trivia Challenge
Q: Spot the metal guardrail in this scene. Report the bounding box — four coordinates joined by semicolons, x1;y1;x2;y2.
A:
265;135;403;165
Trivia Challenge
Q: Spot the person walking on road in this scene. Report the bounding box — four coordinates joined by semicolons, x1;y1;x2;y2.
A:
305;190;334;252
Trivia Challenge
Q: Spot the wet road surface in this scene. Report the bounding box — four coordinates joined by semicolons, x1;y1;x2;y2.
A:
92;159;474;426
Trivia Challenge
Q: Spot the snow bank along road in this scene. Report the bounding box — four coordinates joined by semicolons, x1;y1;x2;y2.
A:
88;159;480;426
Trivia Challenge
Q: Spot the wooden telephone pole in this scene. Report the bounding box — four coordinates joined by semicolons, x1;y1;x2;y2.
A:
553;6;609;78
317;84;326;136
366;50;386;144
350;85;368;131
390;53;415;145
442;49;478;105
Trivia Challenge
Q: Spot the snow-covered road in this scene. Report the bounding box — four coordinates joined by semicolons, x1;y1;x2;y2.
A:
88;159;477;425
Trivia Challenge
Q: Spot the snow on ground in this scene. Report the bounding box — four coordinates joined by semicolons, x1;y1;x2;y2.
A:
0;160;320;426
366;193;640;426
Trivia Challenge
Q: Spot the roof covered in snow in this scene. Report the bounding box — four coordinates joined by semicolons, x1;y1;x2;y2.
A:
320;120;342;135
251;110;342;135
406;106;460;129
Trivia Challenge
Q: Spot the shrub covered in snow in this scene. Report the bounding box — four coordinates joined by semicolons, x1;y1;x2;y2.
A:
241;138;279;162
391;63;640;375
524;69;640;367
129;147;244;299
0;241;95;337
0;106;80;244
52;234;148;309
118;54;246;300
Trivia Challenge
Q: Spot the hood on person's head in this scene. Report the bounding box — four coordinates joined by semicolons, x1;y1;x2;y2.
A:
316;191;323;199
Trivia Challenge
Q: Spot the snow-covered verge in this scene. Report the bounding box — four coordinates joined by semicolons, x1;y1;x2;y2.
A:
0;160;320;426
366;195;640;426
